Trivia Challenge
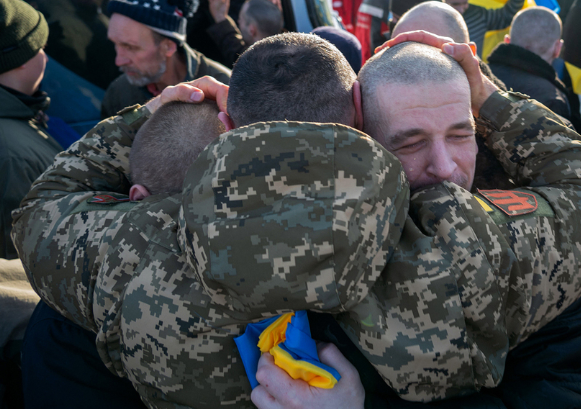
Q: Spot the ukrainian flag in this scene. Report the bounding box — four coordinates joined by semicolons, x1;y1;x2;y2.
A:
235;311;341;389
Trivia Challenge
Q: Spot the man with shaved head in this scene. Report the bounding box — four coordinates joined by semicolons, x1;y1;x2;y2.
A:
488;6;581;130
389;1;512;191
360;42;475;191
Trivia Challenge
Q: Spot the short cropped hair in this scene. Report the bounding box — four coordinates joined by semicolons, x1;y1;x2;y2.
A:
244;0;283;37
358;42;468;144
393;1;469;43
130;101;225;195
510;7;562;57
228;32;356;127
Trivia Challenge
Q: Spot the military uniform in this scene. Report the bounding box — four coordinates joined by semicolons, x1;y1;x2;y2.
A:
11;91;581;408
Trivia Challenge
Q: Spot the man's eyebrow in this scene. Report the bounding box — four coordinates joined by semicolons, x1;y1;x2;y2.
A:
388;129;429;148
449;120;476;132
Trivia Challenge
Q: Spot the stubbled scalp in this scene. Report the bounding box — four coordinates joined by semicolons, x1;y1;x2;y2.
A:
130;101;225;195
358;42;469;142
228;32;356;127
393;1;470;43
510;6;562;58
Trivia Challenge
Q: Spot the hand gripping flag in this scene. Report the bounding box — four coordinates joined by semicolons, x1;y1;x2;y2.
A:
234;311;341;389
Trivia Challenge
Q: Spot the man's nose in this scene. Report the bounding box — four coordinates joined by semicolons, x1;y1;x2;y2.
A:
426;143;457;182
114;48;130;67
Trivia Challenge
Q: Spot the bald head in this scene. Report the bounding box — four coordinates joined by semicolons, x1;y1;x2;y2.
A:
358;42;469;144
509;7;562;62
392;1;469;43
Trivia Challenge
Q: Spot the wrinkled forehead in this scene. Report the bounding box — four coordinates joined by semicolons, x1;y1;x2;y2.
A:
377;78;471;113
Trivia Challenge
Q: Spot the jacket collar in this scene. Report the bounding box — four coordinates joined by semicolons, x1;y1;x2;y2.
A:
0;84;50;122
488;43;567;93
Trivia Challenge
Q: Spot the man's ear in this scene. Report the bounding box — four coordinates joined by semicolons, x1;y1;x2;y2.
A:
162;38;178;58
353;80;364;131
129;184;151;201
553;39;564;59
249;23;258;41
504;34;511;44
218;111;235;131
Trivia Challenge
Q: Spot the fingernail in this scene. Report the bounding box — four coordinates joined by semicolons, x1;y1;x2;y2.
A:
190;92;203;102
443;44;454;56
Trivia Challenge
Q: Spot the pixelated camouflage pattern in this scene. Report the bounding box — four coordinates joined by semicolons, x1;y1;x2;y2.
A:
11;91;581;407
337;91;581;401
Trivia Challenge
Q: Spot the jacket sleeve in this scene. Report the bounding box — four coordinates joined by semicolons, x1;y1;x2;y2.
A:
206;16;249;69
11;106;151;331
338;91;581;402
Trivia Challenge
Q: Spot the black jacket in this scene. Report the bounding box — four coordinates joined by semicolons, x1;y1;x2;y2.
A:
488;43;580;130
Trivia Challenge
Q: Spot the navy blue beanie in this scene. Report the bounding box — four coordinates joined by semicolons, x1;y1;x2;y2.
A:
108;0;199;43
312;26;362;74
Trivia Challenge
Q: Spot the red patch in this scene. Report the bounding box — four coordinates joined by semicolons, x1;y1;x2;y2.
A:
477;190;538;216
88;194;130;204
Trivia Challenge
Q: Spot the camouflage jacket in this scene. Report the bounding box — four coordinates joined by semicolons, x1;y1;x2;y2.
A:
11;91;581;407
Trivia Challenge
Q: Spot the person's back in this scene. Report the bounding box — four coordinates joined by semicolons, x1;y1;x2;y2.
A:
488;7;576;128
0;0;62;259
128;101;225;201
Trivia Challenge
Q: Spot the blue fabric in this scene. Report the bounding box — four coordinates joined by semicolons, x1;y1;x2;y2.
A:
234;311;340;389
535;0;560;13
234;315;280;389
46;115;81;150
42;58;104;136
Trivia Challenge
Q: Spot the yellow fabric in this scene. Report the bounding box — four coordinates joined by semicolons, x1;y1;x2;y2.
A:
476;196;494;212
269;345;339;389
469;0;535;62
565;62;581;95
257;312;294;352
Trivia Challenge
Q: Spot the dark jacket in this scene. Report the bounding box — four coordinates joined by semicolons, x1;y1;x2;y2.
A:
488;43;577;129
101;44;231;119
207;16;249;69
0;85;62;259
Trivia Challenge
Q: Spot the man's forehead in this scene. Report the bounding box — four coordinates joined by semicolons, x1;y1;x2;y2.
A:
108;13;155;42
376;80;470;109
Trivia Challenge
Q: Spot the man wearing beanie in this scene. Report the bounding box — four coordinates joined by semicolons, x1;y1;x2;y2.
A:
0;0;62;260
101;0;231;119
0;0;61;406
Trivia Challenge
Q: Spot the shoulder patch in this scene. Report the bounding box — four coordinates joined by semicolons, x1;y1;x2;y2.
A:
477;189;537;216
70;194;136;215
88;194;131;204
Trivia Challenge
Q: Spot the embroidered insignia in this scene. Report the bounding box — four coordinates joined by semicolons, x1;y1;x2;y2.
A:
477;189;538;216
88;194;131;204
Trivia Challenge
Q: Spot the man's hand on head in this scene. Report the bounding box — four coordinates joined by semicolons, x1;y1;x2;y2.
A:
144;76;229;115
251;342;365;409
377;31;499;117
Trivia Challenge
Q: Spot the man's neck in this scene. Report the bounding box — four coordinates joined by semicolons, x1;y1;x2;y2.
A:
149;50;187;96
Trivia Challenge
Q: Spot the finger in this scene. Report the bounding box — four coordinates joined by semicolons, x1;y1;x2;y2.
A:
251;385;283;409
184;76;229;113
441;43;481;80
441;42;498;115
143;84;203;113
255;352;301;401
385;30;455;50
316;343;360;383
